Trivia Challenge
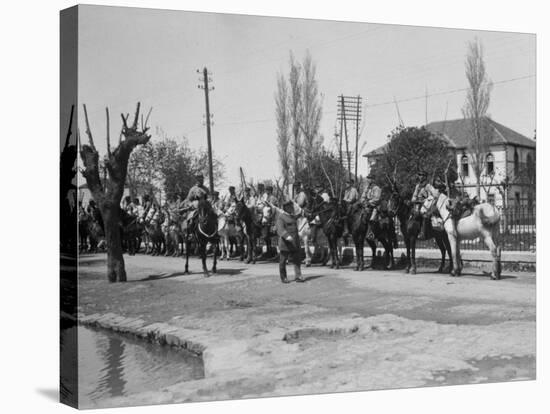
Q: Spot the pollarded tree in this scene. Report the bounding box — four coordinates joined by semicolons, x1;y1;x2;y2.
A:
80;102;151;282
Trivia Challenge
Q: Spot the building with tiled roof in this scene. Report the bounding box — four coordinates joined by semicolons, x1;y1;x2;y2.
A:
364;118;536;208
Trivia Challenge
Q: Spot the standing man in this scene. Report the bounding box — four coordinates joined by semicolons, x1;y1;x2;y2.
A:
276;200;305;283
360;173;382;239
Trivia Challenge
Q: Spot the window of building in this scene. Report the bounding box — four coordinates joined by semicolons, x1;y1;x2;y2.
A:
515;192;521;206
486;153;494;175
461;155;469;177
487;193;495;205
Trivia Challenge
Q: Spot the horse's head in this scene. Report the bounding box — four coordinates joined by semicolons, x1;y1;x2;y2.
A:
234;197;246;218
420;196;435;215
261;204;273;225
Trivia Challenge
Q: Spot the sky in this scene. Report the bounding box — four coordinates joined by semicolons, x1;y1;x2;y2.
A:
75;5;536;188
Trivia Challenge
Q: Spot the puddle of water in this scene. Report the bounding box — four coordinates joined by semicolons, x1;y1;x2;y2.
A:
61;325;204;408
426;355;535;386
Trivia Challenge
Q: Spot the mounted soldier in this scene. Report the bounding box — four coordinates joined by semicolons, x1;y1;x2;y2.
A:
342;177;359;237
262;185;278;206
411;170;437;240
222;185;237;212
242;187;257;210
360;173;382;236
183;174;210;229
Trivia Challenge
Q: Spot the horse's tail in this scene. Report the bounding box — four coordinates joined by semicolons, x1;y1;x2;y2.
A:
478;204;500;227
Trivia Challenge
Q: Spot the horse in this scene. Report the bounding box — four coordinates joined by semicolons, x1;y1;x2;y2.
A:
364;201;397;270
312;198;345;269
347;202;369;270
78;209;90;252
235;198;262;264
184;199;219;276
388;191;452;275
258;203;277;259
120;209;141;256
423;193;501;279
143;208;165;256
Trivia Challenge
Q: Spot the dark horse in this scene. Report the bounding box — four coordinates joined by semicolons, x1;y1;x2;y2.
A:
365;201;396;270
347;201;395;270
184;199;219;277
388;191;452;275
313;198;345;269
120;209;141;256
235;198;262;264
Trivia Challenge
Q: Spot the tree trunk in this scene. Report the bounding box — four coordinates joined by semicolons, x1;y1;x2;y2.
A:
102;206;126;282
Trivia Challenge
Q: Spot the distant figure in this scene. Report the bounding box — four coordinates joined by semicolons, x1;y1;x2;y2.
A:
276;200;305;284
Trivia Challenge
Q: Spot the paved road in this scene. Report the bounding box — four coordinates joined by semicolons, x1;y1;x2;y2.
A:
77;253;536;407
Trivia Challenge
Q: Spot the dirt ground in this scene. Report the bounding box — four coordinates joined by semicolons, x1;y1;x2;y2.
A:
77;252;536;407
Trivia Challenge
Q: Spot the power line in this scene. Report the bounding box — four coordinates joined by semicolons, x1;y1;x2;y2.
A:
207;74;534;129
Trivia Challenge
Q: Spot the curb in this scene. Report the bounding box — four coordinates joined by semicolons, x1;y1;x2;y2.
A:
77;313;208;357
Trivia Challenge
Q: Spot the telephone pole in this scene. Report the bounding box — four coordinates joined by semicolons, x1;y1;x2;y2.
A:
198;67;215;192
336;94;362;182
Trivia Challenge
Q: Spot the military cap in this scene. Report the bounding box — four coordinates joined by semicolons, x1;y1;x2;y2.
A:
229;185;235;191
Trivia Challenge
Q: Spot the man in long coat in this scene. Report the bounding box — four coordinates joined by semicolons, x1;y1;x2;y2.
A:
276;200;305;284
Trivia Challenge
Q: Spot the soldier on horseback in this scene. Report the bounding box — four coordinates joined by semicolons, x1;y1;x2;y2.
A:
210;190;224;214
360;173;382;239
342;177;359;237
222;185;237;211
242;187;257;209
411;170;437;240
183;174;210;230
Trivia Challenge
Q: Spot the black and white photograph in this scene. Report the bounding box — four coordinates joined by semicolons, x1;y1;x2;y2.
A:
57;3;538;410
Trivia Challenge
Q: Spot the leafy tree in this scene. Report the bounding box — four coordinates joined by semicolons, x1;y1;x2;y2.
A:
127;132;225;201
369;126;457;197
295;146;346;197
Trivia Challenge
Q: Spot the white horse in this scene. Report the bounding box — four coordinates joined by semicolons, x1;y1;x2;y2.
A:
293;203;328;267
422;193;501;279
217;205;241;260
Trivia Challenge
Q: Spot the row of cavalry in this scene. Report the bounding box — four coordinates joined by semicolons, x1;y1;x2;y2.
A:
78;183;502;280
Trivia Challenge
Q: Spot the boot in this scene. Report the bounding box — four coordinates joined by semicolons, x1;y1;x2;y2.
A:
280;267;289;283
366;221;375;240
294;264;305;283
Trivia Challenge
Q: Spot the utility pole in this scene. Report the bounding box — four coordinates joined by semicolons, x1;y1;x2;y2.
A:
336;94;362;183
198;67;215;193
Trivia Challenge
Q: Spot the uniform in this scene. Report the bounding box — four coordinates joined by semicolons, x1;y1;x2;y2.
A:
276;204;304;283
343;186;359;204
360;182;382;220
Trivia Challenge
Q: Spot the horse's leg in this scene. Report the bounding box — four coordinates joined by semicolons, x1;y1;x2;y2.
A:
201;242;210;277
304;232;312;267
366;239;376;269
184;237;190;274
212;240;218;273
382;237;393;270
447;232;460;277
251;234;257;264
435;235;446;273
410;236;417;274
